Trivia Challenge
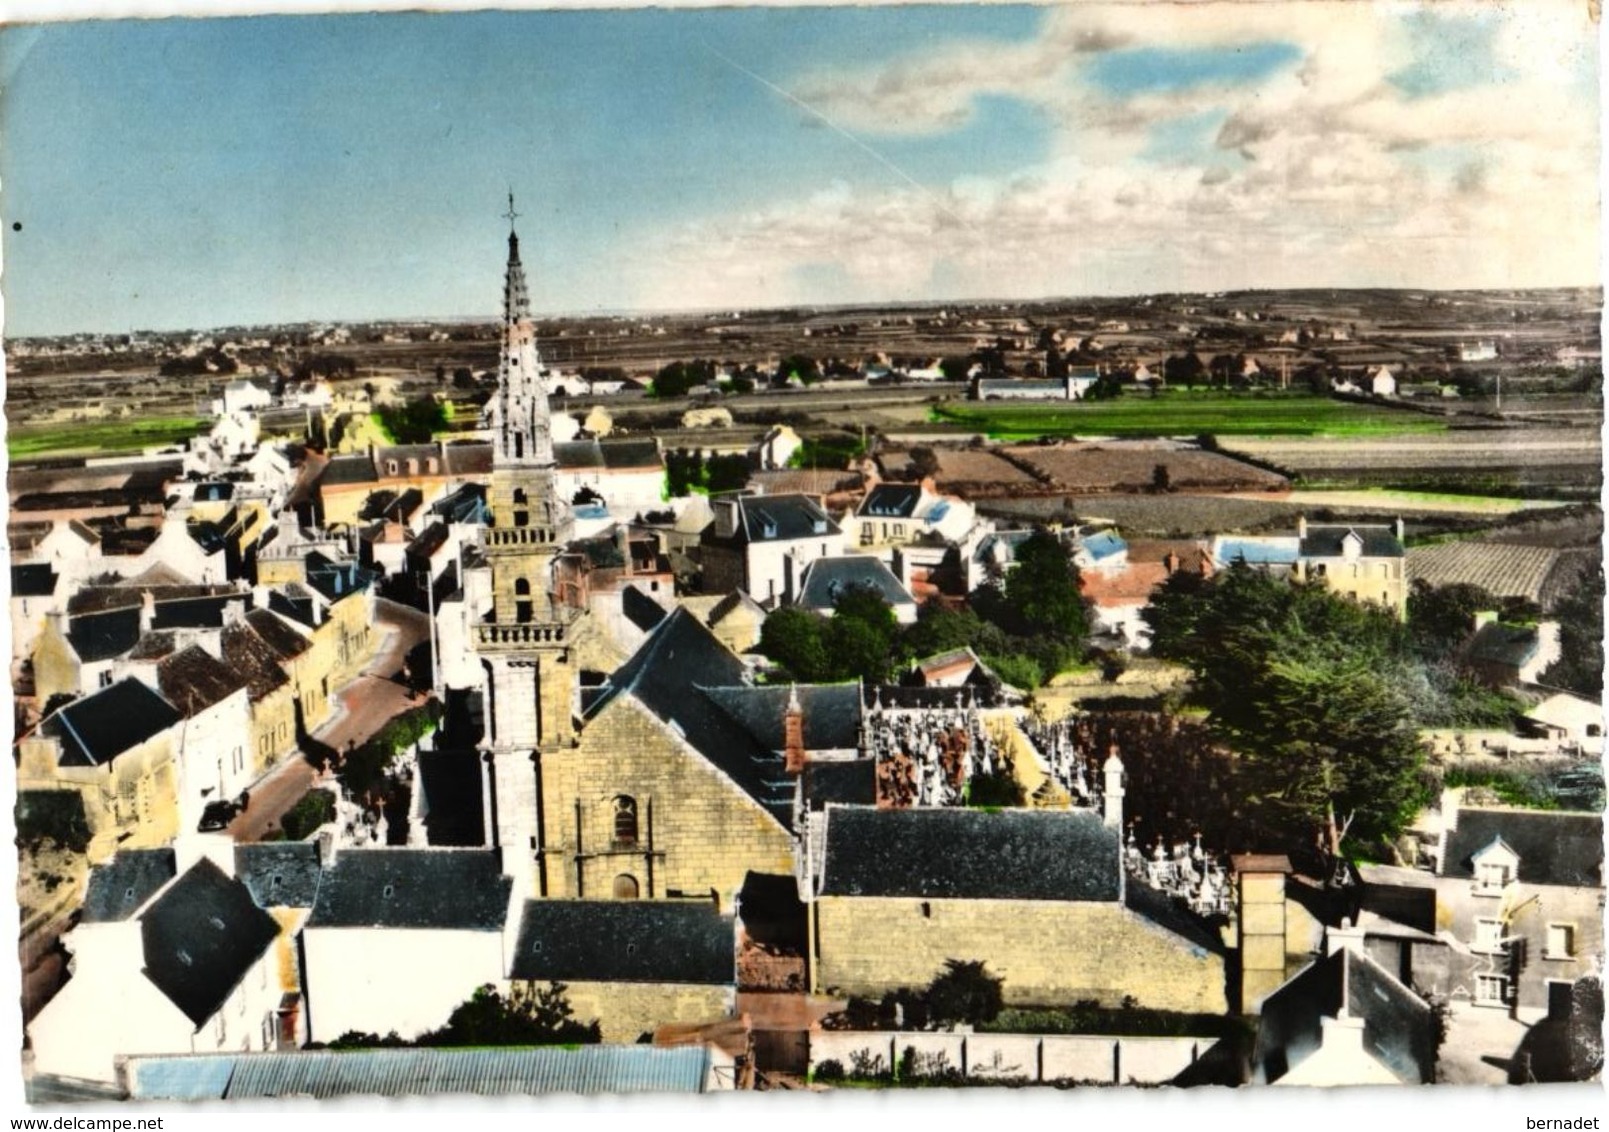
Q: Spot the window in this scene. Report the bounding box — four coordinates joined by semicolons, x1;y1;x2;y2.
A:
1546;923;1576;959
99;669;113;688
1476;861;1513;893
1474;917;1504;952
613;796;638;847
1475;974;1511;1006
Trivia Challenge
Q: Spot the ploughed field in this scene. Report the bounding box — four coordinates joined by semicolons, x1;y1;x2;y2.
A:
1003;442;1288;494
1218;428;1602;498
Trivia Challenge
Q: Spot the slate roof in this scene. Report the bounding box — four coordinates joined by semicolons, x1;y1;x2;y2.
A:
316;455;380;489
65;607;141;662
443;442;494;477
1465;622;1542;669
585;608;794;826
68;584;240;617
129;1046;710;1100
158;646;249;717
1214;537;1300;567
820;806;1121;901
234;843;325;909
42;678;183;768
11;563;57;598
1440;808;1603;887
304;552;378;604
150;594;239;630
306;849;512;931
621;585;668;634
555;438;663;471
710;494;839;545
802;759;878;811
795;555;914;613
80;848;177;924
700;683;862;751
1300;525;1404;559
509;900;734;985
858;483;922;519
268;586;325;629
406;521;451;561
128;631;179;661
431;484;489;525
244;608;311;658
140;858;281;1028
1254;948;1434;1085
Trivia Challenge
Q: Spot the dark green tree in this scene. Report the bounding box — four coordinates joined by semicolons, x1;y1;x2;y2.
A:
423;982;601;1046
925;960;1004;1027
758;607;829;681
1001;530;1087;644
1541;565;1605;700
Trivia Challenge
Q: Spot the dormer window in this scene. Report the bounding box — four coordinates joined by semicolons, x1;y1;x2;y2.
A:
1476;860;1513;893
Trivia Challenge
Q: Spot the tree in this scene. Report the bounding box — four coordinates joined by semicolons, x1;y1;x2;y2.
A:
1407;579;1496;660
374;396;447;443
1541;564;1605;700
776;354;821;385
925;960;1004;1027
1150;462;1172;494
423;982;600;1046
758;607;828;681
704;454;751;494
1001;530;1087;645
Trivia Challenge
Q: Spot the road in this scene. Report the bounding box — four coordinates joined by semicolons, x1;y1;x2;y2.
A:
229;598;434;842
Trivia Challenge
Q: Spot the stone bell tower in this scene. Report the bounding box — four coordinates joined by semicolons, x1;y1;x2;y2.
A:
477;194;578;896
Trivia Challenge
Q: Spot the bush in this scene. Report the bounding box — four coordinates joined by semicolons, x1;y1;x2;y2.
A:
981;652;1042;690
813;1059;845;1082
280;789;336;841
16;790;91;853
925;960;1004;1028
966;772;1025;808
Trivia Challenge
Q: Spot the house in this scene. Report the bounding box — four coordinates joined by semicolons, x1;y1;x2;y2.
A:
554;438;666;513
210;379;274;418
1368;366;1398;397
1460;614;1562;688
1209;534;1301;576
908;647;1000;691
234;841;326;1048
1251;931;1436;1086
1358;797;1603;1019
27;845;282;1083
810;806;1227;1013
699;493;845;607
508;900;737;1043
16;678;185;861
754;424;802;470
1071;529;1127;574
962;527;1036;593
702;589;768;655
971;374;1098;401
154;644;256;831
1081;539;1213;650
1523;692;1603;755
11;562;66;664
1293;517;1407;618
852;479;975;551
793;555;919;625
301;849;517;1043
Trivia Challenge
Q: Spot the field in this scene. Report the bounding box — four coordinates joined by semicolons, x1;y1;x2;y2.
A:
1219;429;1602;498
1405;542;1563;602
1003;442;1288;494
8;415;205;459
932;393;1448;439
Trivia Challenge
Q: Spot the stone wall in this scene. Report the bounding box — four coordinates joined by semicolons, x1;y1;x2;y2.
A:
814;895;1226;1014
809;1030;1211;1085
521;979;733;1045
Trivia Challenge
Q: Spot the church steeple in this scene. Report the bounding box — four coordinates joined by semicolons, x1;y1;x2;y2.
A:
493;193;555;469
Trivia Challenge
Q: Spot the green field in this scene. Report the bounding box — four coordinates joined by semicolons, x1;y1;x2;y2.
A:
932;393;1448;439
8;416;206;459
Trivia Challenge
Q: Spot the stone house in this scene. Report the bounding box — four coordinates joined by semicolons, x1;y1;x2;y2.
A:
233;841;328;1049
11;562;65;665
793;555;919;625
1460;614;1563;689
699;493;845;607
701;589;768;654
153;644;256;830
851;479;975;553
810;806;1228;1013
17;678;184;862
220;614;299;777
508;900;736;1043
1292;517;1408;619
27;843;282;1083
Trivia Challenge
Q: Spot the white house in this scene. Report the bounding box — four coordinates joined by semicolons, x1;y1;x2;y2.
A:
300;849;516;1043
210;379;274;418
754;425;802;471
852;479;976;552
28;840;282;1084
1525;692;1604;755
1368;366;1398;397
699;493;846;607
152;644;256;831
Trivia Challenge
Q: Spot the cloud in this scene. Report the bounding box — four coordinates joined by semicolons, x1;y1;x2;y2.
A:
635;0;1599;308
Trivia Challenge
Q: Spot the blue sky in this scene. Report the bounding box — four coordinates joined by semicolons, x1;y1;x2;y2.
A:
0;2;1598;336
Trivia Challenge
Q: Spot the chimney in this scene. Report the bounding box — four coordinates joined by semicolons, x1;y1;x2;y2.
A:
783;685;807;775
1394;516;1405;543
173;831;237;880
1163;551;1180;574
139;590;156;634
1102;748;1125;829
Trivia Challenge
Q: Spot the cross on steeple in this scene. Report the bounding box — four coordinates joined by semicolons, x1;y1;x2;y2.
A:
503;190;521;232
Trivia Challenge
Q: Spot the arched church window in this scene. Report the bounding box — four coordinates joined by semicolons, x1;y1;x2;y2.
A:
612;874;639;900
613;795;638;847
515;579;531;595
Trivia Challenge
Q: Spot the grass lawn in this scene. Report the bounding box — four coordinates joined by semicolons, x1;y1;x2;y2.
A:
933;393;1448;439
8;415;206;459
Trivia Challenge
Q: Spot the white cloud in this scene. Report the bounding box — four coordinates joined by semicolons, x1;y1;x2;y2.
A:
633;0;1599;307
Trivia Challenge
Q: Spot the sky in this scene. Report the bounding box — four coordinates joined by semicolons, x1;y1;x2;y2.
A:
0;0;1601;337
